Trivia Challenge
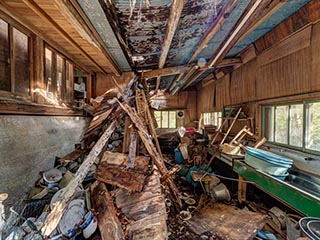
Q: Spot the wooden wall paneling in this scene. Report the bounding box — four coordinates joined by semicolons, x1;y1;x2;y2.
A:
230;68;242;104
95;72;135;97
86;73;92;102
70;63;74;102
215;74;230;111
29;34;35;101
256;47;311;100
311;21;320;90
241;59;256;102
197;81;214;115
255;0;320;53
257;26;311;66
184;91;197;127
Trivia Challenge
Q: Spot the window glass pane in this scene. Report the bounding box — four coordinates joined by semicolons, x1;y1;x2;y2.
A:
275;106;288;144
169;111;176;128
154;111;161;128
56;55;63;100
0;19;10;91
306;102;320;151
45;48;53;93
264;107;274;141
289;104;303;147
66;61;71;102
13;28;29;95
161;111;169;128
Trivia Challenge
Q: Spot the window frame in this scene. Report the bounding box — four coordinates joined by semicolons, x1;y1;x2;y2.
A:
0;14;32;98
154;110;177;129
44;44;80;104
262;100;320;155
202;112;222;127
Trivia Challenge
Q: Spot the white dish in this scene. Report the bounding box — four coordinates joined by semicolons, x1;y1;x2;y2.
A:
58;199;86;237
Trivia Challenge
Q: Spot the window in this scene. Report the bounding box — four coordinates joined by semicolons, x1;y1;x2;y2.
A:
202;112;222;127
154;110;176;128
0;17;30;96
263;101;320;153
44;46;76;103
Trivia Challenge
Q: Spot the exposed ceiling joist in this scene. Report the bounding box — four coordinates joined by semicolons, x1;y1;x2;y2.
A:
141;65;190;80
62;0;124;75
158;0;184;69
182;70;206;90
174;0;265;93
188;0;240;64
208;0;264;68
236;0;287;44
22;0;121;76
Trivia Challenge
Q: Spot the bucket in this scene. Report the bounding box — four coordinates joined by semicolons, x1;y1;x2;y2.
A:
174;149;184;164
210;183;231;202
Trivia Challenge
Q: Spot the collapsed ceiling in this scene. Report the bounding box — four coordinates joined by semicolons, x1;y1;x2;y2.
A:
81;0;311;92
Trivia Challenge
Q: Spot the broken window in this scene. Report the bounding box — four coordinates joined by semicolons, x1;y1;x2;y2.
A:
154;110;177;128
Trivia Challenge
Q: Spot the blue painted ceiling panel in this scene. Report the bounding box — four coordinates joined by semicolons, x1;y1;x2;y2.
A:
197;0;251;61
227;0;311;57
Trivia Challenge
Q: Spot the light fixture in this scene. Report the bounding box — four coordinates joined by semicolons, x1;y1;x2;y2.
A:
197;57;207;68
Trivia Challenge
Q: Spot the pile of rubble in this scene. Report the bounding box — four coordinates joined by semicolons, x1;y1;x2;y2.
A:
0;77;285;240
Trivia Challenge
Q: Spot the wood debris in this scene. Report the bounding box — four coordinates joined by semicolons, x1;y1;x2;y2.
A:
94;152;150;192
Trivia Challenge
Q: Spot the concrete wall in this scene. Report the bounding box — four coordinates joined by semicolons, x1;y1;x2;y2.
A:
0;115;89;208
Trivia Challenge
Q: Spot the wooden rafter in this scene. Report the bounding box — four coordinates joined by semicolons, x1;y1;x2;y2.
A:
158;0;184;69
208;0;265;68
141;65;190;80
21;0;122;75
236;0;287;44
188;0;240;64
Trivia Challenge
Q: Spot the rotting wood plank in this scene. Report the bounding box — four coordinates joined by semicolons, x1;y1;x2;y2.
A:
94;152;149;192
115;171;167;240
116;99;182;209
187;202;268;240
91;181;125;240
58;148;86;163
41;113;123;237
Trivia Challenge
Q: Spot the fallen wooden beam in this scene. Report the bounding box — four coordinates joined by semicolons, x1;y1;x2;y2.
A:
115;171;167;240
116;99;182;208
41;112;123;237
94;151;149;192
91;181;125;240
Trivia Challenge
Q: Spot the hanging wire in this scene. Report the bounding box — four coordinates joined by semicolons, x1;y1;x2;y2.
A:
129;0;150;22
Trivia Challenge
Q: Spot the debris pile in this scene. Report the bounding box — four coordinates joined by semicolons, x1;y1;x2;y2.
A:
0;78;305;240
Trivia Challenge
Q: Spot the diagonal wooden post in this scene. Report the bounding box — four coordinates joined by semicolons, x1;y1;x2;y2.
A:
116;99;182;208
41;113;123;237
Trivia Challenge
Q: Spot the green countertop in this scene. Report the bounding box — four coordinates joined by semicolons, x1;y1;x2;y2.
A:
233;160;320;217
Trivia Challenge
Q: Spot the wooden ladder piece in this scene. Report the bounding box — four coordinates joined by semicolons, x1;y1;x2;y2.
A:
210;108;242;145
